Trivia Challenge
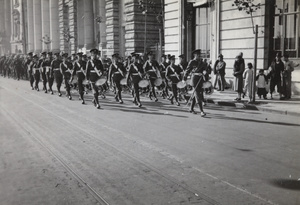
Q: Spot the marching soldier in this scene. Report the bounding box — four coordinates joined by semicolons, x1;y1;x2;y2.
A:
159;54;169;99
108;53;126;104
143;51;160;102
166;55;181;106
86;49;104;109
40;52;48;92
60;53;73;100
184;49;207;117
127;53;144;107
44;52;54;94
71;52;87;104
33;54;41;91
24;52;34;89
52;52;63;96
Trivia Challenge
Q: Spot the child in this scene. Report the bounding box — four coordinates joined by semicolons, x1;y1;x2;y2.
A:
256;69;268;99
243;62;254;102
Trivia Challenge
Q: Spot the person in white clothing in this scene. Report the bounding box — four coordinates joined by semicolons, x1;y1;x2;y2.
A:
243;62;254;101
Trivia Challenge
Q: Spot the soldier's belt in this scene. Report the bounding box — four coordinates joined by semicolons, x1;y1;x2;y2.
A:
193;73;202;76
132;73;140;76
53;68;60;71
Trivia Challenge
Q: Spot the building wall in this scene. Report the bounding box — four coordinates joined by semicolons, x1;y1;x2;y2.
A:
219;0;267;70
164;0;183;61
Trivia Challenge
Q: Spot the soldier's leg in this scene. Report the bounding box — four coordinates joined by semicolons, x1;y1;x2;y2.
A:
115;81;123;103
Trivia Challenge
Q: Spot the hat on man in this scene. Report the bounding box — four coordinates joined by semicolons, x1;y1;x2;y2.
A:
27;52;33;56
90;48;99;54
62;53;68;58
192;49;201;56
276;52;282;58
161;54;166;58
218;54;223;58
178;54;184;58
112;53;119;58
130;52;136;56
41;51;47;56
33;55;38;59
47;52;52;56
168;55;175;60
146;51;153;56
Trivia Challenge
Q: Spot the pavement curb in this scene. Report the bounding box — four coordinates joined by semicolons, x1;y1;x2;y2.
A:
206;99;300;117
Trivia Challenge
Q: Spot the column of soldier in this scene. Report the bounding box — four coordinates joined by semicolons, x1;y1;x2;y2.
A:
0;49;213;117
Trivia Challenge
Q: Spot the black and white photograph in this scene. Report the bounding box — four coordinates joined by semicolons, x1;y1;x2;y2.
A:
0;0;300;204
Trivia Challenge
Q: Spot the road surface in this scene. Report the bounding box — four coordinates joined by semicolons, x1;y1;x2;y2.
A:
0;77;299;205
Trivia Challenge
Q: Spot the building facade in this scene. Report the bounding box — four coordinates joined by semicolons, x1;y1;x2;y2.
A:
0;0;299;88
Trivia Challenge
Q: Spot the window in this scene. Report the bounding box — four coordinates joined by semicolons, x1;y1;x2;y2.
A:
273;0;300;58
195;6;210;58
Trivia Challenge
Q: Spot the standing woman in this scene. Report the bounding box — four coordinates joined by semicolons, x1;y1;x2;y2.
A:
72;52;87;104
233;55;245;101
143;51;160;102
60;53;73;100
52;52;63;96
127;53;144;107
108;53;126;104
86;49;104;109
165;55;181;106
267;52;284;99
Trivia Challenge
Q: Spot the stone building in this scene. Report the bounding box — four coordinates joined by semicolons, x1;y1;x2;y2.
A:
0;0;164;58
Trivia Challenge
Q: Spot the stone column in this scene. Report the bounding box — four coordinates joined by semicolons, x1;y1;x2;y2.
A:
49;0;59;52
4;0;11;53
33;0;42;53
98;0;107;55
68;0;77;53
0;0;5;33
27;0;35;52
83;0;94;50
42;0;50;51
77;0;85;48
106;0;119;56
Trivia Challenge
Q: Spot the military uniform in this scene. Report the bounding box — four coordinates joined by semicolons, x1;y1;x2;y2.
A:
128;59;144;106
108;54;126;103
51;56;63;96
166;56;181;105
184;50;207;115
143;53;160;101
73;57;87;103
86;50;104;108
42;56;54;94
60;58;73;100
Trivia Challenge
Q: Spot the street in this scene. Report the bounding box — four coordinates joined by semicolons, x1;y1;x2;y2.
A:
0;77;300;205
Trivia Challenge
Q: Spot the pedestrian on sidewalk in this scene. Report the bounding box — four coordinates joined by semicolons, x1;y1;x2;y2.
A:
213;54;226;91
282;54;296;100
267;52;284;99
233;54;245;101
243;62;254;102
256;69;268;99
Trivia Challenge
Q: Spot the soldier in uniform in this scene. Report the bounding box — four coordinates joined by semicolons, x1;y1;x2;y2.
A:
24;52;34;89
39;52;48;92
32;54;42;91
52;52;63;96
71;52;87;104
86;49;104;109
165;55;181;106
143;51;160;102
60;53;73;100
127;53;144;107
184;49;207;117
108;53;126;104
44;52;54;94
159;54;169;99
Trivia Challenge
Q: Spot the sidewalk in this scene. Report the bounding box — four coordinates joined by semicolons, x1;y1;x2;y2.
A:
204;89;300;116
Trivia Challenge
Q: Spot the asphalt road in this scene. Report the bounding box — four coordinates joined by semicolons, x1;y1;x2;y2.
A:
0;77;299;205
